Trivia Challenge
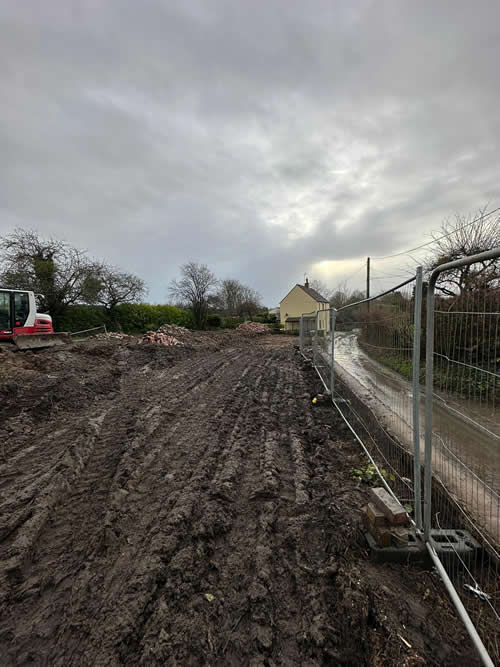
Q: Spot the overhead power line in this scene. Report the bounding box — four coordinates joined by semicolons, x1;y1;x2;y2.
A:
331;260;366;292
372;206;500;260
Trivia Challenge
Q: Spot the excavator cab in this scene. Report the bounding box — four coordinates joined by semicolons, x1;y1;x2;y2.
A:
0;289;71;350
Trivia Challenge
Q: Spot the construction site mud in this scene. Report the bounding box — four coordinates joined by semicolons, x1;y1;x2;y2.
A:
0;333;479;665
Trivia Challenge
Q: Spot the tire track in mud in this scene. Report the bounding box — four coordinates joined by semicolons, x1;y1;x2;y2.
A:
80;351;273;665
232;357;315;663
127;349;280;665
129;348;311;664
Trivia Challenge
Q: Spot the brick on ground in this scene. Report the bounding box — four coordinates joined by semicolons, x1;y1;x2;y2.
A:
362;511;392;548
365;502;386;527
369;487;408;526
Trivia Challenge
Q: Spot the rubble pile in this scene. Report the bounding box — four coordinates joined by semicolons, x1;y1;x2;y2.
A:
156;324;191;341
236;322;269;335
139;331;183;346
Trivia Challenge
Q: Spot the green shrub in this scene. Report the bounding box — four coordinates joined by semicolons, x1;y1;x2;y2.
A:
56;306;107;333
223;316;244;329
207;314;222;328
56;303;192;334
114;303;191;333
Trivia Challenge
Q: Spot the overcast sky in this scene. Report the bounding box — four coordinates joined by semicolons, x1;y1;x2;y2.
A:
1;1;499;305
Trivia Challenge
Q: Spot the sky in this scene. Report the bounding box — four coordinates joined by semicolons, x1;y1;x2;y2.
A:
1;1;499;306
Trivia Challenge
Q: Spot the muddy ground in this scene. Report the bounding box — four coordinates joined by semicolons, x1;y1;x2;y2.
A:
0;333;479;666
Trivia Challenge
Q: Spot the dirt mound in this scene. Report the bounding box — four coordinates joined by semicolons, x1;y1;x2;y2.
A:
0;336;479;666
236;321;268;335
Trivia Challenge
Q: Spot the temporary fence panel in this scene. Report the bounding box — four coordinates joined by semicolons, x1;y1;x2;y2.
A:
299;312;316;359
313;307;333;394
331;276;422;521
423;249;500;662
300;256;499;665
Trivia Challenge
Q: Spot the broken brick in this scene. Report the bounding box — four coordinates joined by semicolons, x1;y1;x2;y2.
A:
391;526;409;548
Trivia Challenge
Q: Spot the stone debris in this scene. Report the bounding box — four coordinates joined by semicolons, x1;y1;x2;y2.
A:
139;331;184;346
236;322;269;335
156;324;191;339
139;323;191;346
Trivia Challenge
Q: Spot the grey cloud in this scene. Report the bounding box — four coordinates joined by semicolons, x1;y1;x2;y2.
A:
1;0;499;306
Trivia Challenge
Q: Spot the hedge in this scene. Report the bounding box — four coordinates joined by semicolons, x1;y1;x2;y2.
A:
207;314;222;328
56;304;192;334
222;316;244;329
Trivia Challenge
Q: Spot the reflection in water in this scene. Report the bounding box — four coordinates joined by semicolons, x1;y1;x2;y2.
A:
334;330;499;542
335;330;499;479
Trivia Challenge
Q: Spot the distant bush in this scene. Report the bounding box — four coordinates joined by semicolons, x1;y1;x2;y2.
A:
56;306;107;333
222;316;244;329
207;314;222;328
56;303;192;334
114;303;192;333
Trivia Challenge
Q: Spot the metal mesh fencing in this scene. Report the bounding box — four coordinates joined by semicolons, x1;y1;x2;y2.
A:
332;278;422;520
424;254;500;660
299;312;316;359
299;254;499;664
313;308;333;393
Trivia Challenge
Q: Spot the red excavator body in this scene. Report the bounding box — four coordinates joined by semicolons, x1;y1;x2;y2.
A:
0;288;70;349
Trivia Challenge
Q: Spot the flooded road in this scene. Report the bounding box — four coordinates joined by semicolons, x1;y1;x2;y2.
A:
333;330;499;545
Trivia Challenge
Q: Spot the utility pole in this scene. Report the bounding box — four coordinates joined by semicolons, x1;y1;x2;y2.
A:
366;256;370;312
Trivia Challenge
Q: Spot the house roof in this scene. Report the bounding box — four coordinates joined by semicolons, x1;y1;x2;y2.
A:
298;284;329;303
280;283;329;304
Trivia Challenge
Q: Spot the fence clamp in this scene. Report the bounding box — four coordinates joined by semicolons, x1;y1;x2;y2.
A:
463;583;491;602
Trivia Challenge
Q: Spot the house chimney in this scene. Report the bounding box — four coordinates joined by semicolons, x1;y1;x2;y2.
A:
305;277;309;288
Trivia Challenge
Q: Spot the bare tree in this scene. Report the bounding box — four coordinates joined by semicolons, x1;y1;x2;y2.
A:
309;278;332;301
215;279;262;318
92;267;147;323
329;282;364;309
217;279;244;315
425;207;500;296
237;285;262;318
0;228;101;320
169;262;218;328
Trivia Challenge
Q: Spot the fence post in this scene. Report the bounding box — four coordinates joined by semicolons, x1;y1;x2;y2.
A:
330;309;336;397
423;278;435;541
313;311;318;368
412;267;423;531
299;314;304;354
